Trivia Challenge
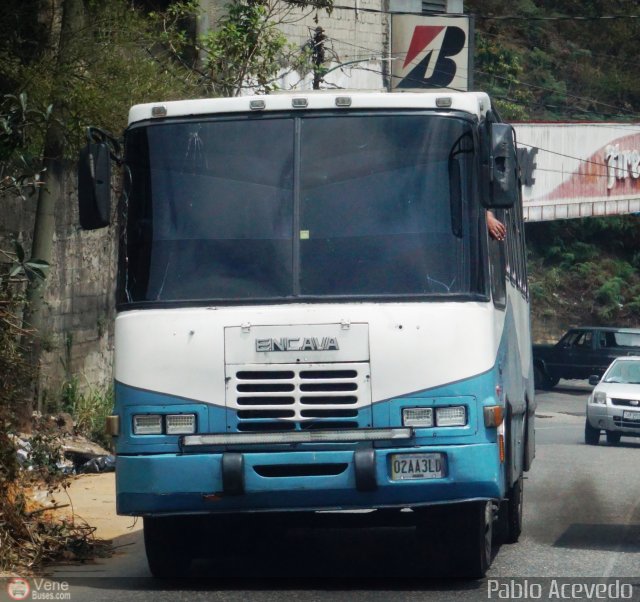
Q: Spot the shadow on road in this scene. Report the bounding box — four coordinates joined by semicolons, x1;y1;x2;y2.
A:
553;524;640;553
537;381;594;396
54;526;499;592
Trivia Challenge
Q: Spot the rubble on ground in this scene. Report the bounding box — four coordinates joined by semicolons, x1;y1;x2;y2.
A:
0;413;113;575
12;413;115;475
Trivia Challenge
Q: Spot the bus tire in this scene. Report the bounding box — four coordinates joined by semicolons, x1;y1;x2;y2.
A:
144;516;194;579
497;472;523;544
584;419;600;445
452;501;493;579
495;408;524;545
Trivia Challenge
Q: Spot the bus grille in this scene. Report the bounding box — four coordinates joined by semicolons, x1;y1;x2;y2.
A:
226;362;371;432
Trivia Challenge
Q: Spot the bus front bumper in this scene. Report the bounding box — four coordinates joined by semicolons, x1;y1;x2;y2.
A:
115;443;504;516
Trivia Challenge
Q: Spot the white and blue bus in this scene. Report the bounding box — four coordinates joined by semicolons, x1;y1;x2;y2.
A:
79;91;534;578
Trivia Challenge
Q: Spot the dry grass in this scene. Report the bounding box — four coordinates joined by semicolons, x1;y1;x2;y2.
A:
0;426;111;575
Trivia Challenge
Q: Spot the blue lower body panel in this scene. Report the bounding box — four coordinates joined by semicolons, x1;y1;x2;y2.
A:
116;444;503;516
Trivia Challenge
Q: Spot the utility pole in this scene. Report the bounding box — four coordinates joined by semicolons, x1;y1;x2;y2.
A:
312;26;326;90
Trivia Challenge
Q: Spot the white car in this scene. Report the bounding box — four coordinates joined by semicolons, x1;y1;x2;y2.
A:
585;356;640;445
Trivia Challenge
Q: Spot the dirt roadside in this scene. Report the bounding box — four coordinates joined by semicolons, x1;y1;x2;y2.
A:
55;473;141;541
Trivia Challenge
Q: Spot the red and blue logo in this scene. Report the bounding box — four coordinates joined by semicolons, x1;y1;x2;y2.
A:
397;25;466;89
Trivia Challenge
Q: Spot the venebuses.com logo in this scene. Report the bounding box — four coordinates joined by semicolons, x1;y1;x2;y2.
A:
6;578;70;601
6;579;30;601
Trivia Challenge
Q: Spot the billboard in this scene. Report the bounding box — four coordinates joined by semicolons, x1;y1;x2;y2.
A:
514;123;640;222
391;15;472;91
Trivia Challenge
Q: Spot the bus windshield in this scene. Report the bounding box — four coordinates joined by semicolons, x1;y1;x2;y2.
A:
121;112;485;304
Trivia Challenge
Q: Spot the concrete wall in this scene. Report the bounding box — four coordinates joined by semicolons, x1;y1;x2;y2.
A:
0;168;116;400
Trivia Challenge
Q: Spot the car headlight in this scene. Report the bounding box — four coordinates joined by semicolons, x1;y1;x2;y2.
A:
592;391;607;405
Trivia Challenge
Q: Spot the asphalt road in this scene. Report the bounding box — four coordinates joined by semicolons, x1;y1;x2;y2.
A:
44;381;640;602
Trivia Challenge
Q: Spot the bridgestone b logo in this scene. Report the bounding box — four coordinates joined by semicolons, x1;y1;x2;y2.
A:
397;25;466;89
256;337;340;352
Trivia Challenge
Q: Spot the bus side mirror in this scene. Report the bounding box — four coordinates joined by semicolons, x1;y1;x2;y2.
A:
78;140;112;230
484;123;518;209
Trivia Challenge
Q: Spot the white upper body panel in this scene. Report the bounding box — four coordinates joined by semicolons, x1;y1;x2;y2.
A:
115;301;505;404
128;91;492;126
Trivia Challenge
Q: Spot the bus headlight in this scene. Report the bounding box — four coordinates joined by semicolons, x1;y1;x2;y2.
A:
166;414;196;435
435;406;467;427
402;407;434;427
133;414;163;435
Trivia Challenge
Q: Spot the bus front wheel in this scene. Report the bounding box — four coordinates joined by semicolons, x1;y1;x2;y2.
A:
496;472;523;544
144;516;195;579
454;501;493;578
416;501;493;578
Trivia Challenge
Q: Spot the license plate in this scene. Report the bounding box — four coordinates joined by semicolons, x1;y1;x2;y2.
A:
623;410;640;421
390;453;444;481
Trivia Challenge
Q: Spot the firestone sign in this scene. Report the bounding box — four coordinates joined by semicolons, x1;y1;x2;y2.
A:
514;124;640;222
606;144;640;189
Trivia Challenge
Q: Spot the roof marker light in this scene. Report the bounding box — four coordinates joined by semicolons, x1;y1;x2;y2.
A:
335;96;352;107
436;97;452;108
250;99;266;111
292;97;308;108
151;106;167;118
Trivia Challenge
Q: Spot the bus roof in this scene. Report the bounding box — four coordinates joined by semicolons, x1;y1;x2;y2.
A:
128;91;492;126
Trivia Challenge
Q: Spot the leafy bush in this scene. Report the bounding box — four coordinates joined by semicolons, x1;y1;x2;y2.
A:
595;277;624;308
59;377;114;450
527;217;640;329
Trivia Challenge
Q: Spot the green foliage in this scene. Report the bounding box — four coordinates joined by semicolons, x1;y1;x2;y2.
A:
158;0;332;97
59;378;114;450
474;34;533;120
527;215;640;327
0;96;49;424
468;0;640;120
2;1;203;159
200;0;292;96
595;277;624;317
0;94;50;198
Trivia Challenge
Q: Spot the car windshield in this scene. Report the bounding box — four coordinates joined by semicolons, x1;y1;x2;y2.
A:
603;360;640;384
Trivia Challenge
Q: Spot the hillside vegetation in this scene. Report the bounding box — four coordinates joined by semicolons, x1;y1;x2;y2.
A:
467;0;640;336
527;218;640;337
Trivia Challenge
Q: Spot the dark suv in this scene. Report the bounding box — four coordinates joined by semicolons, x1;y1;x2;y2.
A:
533;327;640;389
